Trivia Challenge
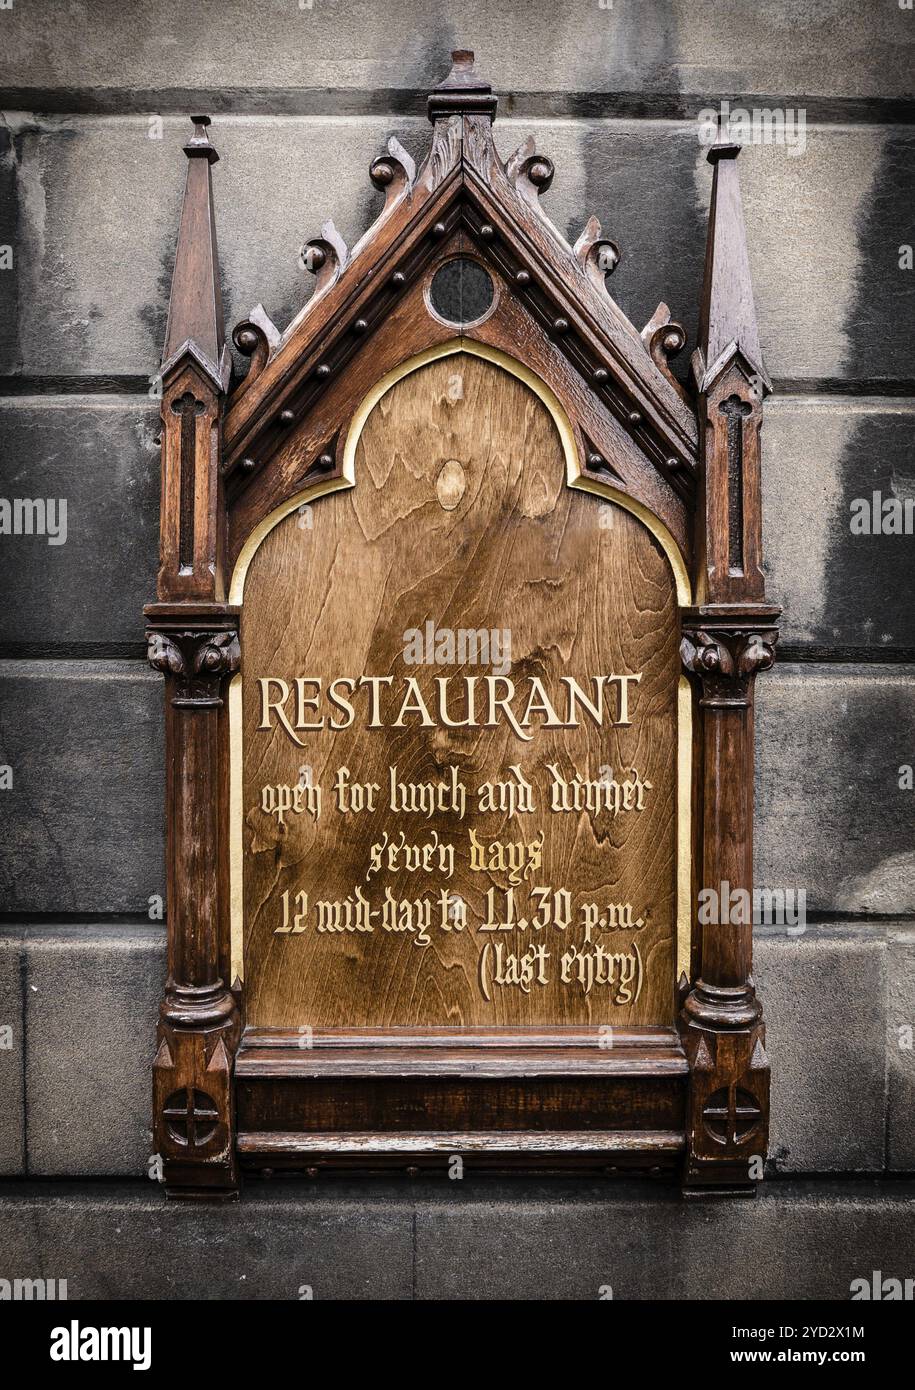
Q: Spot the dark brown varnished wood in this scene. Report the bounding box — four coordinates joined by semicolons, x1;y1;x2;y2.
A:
678;121;779;1192
146;51;778;1197
144;116;239;1199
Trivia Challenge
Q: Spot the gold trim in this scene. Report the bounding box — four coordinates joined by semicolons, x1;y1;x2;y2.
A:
569;474;690;607
228;671;245;983
228;445;354;982
677;677;693;983
229;474;353;607
228;337;693;994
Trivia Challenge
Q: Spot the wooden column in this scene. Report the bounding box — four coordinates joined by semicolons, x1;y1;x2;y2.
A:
680;129;779;1192
145;117;240;1198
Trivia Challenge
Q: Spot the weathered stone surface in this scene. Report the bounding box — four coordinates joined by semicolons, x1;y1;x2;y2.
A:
0;1180;414;1300
0;1177;911;1300
0;397;160;647
0;114;412;380
0;661;164;914
23;926;165;1177
756;666;915;914
764;399;915;649
0;929;24;1176
1;115;911;386
0;124;16;374
755;926;886;1174
887;928;915;1171
0;0;911;104
414;1179;915;1300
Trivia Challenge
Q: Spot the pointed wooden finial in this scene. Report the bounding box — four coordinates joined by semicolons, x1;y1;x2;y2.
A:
696;118;770;394
184;113;219;164
161;115;228;390
428;49;497;122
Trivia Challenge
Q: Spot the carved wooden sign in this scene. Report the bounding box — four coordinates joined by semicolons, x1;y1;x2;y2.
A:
239;349;683;1032
146;53;778;1198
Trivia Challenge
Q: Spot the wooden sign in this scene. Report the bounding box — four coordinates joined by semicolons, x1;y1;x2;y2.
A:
146;53;779;1198
237;348;685;1031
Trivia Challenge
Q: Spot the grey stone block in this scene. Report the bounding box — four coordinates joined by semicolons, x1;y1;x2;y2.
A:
764;399;915;649
0;929;24;1175
0;126;16;374
754;926;887;1174
22;926;164;1177
0;660;164;914
535;120;915;393
756;665;915;914
887;927;915;1171
0;0;910;103
1;114;912;388
416;1180;681;1300
0;396;160;646
413;1179;915;1300
0;1181;414;1300
0;1177;912;1300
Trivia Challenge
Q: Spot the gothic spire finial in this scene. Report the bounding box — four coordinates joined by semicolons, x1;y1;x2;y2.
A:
161;114;228;389
696;117;770;394
707;111;741;165
184;114;219;164
428;48;497;122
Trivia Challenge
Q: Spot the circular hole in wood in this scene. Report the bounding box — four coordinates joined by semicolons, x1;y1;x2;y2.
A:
428;258;495;326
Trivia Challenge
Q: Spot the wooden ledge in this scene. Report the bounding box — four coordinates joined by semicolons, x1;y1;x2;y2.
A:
235;1027;687;1080
237;1130;685;1156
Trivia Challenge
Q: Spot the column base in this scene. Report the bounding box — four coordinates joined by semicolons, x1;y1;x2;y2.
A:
153;984;241;1197
680;983;770;1192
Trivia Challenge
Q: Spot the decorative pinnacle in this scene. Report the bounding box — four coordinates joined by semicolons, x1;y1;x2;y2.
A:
428;49;497;122
707;113;740;165
185;113;219;164
438;50;488;91
161;112;225;383
697;110;769;393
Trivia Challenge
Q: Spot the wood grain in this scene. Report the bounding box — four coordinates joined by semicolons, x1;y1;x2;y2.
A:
241;354;679;1029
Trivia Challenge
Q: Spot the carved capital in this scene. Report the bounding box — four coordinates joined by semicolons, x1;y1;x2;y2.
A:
682;977;762;1031
161;978;240;1034
147;626;240;707
680;626;777;706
